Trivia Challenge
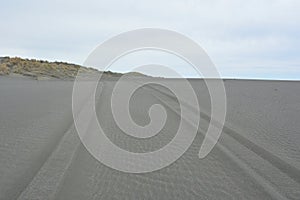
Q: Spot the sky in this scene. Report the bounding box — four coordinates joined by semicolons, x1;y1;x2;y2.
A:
0;0;299;79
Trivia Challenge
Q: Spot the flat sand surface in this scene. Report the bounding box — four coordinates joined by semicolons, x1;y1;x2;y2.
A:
0;76;299;199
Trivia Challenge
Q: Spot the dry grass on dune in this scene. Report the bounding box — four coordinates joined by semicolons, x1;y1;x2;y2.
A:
0;57;99;79
0;57;147;80
0;63;10;75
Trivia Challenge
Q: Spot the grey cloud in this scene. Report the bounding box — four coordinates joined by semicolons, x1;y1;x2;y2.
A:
0;0;299;78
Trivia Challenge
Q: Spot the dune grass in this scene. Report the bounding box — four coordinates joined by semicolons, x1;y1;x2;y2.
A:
0;57;149;79
0;57;99;79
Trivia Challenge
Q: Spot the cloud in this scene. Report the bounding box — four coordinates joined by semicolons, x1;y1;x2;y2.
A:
0;0;299;79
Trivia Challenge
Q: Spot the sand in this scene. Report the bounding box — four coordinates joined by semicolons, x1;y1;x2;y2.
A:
0;76;299;199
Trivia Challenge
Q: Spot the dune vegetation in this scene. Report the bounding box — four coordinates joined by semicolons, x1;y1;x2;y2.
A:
0;56;149;80
0;57;102;79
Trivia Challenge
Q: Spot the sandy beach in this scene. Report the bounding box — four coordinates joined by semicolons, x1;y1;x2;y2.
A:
0;76;299;200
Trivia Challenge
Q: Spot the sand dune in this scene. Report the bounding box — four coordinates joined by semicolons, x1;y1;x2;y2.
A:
0;77;299;199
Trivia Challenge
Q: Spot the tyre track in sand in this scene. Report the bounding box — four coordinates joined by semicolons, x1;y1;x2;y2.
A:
145;82;300;185
139;82;298;200
17;83;104;200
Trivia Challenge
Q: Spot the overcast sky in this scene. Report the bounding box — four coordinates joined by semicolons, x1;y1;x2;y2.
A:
1;0;299;79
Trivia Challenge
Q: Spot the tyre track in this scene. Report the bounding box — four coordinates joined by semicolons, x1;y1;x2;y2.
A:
146;83;300;185
17;83;103;200
150;92;289;200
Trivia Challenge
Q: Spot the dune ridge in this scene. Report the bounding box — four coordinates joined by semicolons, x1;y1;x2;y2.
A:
0;57;146;80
